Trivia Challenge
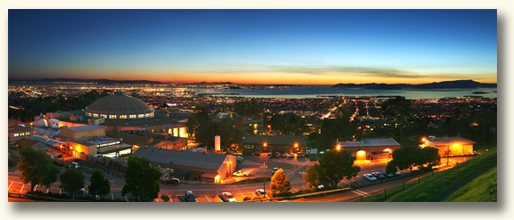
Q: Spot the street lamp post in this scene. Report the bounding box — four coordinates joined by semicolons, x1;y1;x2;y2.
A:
447;145;450;166
263;158;266;201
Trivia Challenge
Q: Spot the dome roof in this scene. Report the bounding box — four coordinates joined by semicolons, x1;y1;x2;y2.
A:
86;91;153;115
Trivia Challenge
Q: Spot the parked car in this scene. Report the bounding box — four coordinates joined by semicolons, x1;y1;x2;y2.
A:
320;151;325;155
163;178;180;185
221;192;236;202
76;188;85;198
236;156;244;163
184;191;197;202
70;162;80;169
255;189;266;198
317;183;333;190
372;172;386;180
296;152;303;157
274;152;281;158
282;153;288;158
288;153;295;158
363;174;377;182
233;170;251;177
395;171;402;176
267;153;272;158
380;170;394;178
272;167;280;175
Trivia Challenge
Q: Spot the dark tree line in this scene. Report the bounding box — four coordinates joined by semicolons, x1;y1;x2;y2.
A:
9;90;112;122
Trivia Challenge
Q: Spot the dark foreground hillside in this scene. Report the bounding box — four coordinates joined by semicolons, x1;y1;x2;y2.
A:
357;148;497;202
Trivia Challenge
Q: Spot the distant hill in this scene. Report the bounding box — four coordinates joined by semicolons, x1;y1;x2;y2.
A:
8;78;164;84
333;80;496;89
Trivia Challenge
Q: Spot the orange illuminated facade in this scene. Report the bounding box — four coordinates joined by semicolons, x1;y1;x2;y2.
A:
421;136;475;156
338;138;401;161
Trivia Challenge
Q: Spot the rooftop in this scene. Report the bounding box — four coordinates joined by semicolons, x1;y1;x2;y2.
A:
242;135;307;145
33;135;66;147
74;137;120;146
427;136;476;145
14;138;40;148
62;125;105;132
133;146;230;171
339;138;401;147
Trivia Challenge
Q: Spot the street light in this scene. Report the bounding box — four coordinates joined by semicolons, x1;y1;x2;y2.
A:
263;158;266;201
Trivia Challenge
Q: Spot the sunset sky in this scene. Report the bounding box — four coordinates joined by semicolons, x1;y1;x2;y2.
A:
8;9;497;85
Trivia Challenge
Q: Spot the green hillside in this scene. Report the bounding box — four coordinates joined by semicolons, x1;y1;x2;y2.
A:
442;167;497;202
357;148;497;202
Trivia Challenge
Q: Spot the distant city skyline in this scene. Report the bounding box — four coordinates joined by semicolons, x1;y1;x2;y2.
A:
9;9;497;84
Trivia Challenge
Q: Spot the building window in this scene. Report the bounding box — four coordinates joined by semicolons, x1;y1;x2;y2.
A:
145;113;150;117
243;145;255;149
87;112;92;117
14;133;19;137
120;115;127;119
138;114;145;118
93;114;99;117
100;114;107;118
129;115;137;119
109;115;117;119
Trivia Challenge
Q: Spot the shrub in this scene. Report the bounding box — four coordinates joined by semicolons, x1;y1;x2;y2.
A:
161;195;170;202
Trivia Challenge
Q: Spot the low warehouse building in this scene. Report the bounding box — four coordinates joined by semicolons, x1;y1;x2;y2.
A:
60;125;106;140
133;146;237;183
421;136;475;156
339;138;401;160
242;135;307;155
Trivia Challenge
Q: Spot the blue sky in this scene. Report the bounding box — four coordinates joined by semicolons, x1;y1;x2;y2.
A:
8;9;497;84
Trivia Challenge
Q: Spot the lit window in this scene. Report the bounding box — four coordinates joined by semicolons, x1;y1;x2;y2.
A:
14;133;19;137
109;115;117;119
138;114;144;118
93;114;99;117
100;114;107;118
145;113;150;117
130;115;137;119
120;115;127;119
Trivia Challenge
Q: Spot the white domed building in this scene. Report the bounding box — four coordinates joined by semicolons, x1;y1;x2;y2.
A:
85;90;154;120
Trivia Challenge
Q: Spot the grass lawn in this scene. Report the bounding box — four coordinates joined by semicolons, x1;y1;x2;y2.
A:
442;166;497;202
356;148;497;202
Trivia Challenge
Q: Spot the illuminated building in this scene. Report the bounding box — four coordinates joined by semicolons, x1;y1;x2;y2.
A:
338;138;401;160
241;135;306;155
421;136;475;156
85;90;155;120
133;146;237;182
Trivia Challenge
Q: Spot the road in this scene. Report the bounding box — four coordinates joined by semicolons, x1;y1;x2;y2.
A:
8;153;474;202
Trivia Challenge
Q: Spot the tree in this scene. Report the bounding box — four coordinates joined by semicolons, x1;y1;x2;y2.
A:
318;149;360;187
88;169;111;199
107;118;121;138
269;168;290;197
234;99;265;117
391;145;424;172
319;118;357;150
185;106;211;137
385;161;398;175
161;194;170;202
17;148;60;192
303;164;325;190
122;155;162;202
421;147;441;168
59;167;85;200
214;103;230;113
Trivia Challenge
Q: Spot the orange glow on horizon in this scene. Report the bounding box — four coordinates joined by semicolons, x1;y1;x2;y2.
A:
40;70;497;85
